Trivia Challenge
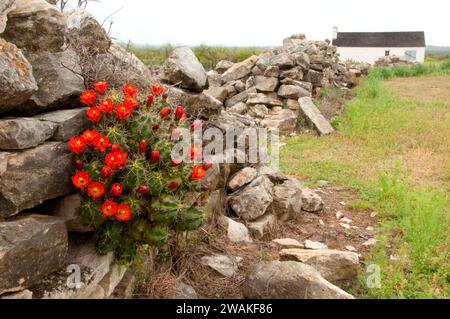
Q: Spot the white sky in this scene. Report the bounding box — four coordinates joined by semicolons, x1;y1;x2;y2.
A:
82;0;450;47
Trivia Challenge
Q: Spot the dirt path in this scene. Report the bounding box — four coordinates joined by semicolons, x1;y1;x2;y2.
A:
383;76;450;104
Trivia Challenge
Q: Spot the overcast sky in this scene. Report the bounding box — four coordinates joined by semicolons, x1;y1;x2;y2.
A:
82;0;449;47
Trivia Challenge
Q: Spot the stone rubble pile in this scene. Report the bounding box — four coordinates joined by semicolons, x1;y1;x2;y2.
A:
161;34;369;136
0;0;144;299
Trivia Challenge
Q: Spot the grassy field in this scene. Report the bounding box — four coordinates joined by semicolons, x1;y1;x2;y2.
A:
280;74;450;298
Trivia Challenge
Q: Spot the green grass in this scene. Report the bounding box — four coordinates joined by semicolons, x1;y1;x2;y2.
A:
368;59;450;80
126;43;265;70
280;76;450;298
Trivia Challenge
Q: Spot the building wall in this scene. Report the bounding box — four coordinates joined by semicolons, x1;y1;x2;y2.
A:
336;47;426;64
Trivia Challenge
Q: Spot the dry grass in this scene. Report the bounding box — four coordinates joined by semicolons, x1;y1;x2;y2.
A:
384;76;450;104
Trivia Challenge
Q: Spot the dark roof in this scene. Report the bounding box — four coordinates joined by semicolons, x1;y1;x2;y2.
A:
333;32;425;47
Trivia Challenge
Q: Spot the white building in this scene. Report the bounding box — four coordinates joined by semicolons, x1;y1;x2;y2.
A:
332;27;426;64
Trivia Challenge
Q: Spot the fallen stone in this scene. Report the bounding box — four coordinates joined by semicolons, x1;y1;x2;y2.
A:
304;240;328;250
219;216;252;243
254;76;279;92
201;254;241;278
0;39;38;114
272;179;303;221
228;175;274;221
345;245;357;252
362;239;377;247
172;282;198;299
162;47;207;92
302;188;323;213
203;86;228;103
0;118;56;150
298;97;335;136
225;87;257;108
35;108;90;142
221;55;258;82
247;93;283;107
272;238;303;249
0;215;68;295
227;167;258;191
243;261;354;299
1;289;33;299
279;249;359;288
0;142;74;218
0;0;16;34
3;0;66;52
247;214;277;239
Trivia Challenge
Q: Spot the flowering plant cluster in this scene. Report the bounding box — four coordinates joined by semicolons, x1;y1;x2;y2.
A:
68;81;209;262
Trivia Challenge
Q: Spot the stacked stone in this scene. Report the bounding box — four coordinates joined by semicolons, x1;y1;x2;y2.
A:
0;0;146;299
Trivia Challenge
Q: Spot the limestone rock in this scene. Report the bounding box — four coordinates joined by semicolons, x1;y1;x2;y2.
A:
201;254;240;278
306;69;324;86
279;249;359;288
272;238;303;249
280;78;313;92
35;108;90;142
300;188;324;213
246;93;282;107
51;193;94;233
247;214;277;239
270;53;295;69
260;109;297;134
0;0;16;34
248;104;269;119
221;55;258;82
167;87;222;119
298;97;335;136
225;87;257;108
228;167;258;191
1;289;33;299
227;102;248;115
219;216;252;243
65;7;111;53
0;39;38;114
172;282;198;299
3;0;66;52
0;142;74;218
0;118;56;150
278;84;311;99
304;240;327;250
272;179;303;221
0;215;68;295
215;60;234;74
162;47;207;92
20;49;85;115
243;261;354;299
254;76;279;92
263;66;280;78
203;86;228;103
228;176;274;221
98;264;127;297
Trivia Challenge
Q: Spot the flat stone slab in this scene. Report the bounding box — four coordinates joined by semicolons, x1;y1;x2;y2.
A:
298;97;335;135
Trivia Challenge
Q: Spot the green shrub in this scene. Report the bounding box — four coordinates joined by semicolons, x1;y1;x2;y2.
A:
439;59;450;71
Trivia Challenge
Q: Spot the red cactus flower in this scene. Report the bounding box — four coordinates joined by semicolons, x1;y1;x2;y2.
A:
109;183;123;197
174;105;185;121
191;165;206;181
99;99;114;113
167;178;181;190
110;144;121;152
123;84;138;97
87;181;105;200
136;185;149;194
116;203;131;221
151;84;164;96
189;145;201;160
105;151;128;170
82;130;99;145
75;159;84;170
93;81;108;95
86;107;102;123
68;136;86;155
80;90;97;105
71;171;90;190
159;106;171;119
203;163;213;170
94;135;110;152
115;103;133;120
146;95;154;107
100;200;117;218
139;140;147;154
124;95;139;108
152;124;160;131
100;166;113;180
150;150;160;163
